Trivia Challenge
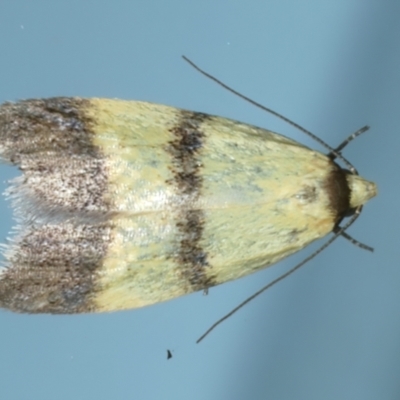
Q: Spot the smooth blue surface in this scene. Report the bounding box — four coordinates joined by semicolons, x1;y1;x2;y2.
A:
0;1;398;399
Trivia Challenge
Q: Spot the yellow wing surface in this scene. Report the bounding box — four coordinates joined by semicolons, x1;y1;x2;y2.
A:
0;98;376;313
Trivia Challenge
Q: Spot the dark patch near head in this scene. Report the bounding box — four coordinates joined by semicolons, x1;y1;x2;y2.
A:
0;97;97;163
297;186;317;203
0;223;110;313
324;161;351;224
287;228;307;244
166;111;216;291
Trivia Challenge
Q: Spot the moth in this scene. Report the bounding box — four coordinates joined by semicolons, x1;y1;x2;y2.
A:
0;59;376;319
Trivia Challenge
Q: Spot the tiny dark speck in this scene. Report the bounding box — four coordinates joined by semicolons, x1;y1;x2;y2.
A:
167;350;173;359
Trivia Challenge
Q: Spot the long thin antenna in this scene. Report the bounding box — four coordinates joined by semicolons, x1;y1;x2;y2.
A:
333;222;373;252
197;210;361;343
182;55;357;173
181;56;373;343
330;125;369;156
183;56;372;249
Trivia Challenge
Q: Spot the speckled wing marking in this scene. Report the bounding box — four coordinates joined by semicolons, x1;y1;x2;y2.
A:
0;97;110;214
166;110;216;291
0;98;110;313
0;97;377;314
0;223;110;313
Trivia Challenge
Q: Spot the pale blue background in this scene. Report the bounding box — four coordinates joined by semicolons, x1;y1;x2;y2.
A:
0;1;398;399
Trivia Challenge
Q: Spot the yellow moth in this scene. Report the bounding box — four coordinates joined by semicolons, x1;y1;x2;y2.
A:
0;59;376;317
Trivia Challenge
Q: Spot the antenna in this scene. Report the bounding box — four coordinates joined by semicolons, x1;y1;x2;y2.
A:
182;55;368;174
182;56;373;343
